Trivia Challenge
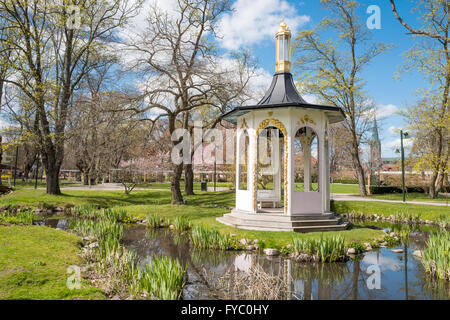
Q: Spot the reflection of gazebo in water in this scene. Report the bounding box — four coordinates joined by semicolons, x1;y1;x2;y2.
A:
217;21;349;232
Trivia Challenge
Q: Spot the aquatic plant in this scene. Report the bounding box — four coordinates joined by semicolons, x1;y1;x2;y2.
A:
146;213;163;228
71;205;101;219
135;255;186;300
0;210;35;225
171;216;192;232
348;242;366;254
190;226;235;250
436;215;450;229
103;207;129;222
393;210;420;224
422;232;450;281
292;235;346;262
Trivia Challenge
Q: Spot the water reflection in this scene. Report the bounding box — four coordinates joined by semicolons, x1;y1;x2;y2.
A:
33;218;71;230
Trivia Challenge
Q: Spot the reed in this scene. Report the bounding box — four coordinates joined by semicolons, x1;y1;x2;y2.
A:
190;226;234;250
436;215;450;229
171;216;192;232
135;255;186;300
0;210;35;225
103;207;129;222
71;205;101;219
422;232;450;281
393;210;420;224
292;235;346;262
146;213;163;228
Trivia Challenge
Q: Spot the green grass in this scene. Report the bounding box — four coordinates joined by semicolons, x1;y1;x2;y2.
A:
137;182;233;190
0;225;105;299
332;200;449;222
11;180;82;189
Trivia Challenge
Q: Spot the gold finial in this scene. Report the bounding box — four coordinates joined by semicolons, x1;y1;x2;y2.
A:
280;20;287;31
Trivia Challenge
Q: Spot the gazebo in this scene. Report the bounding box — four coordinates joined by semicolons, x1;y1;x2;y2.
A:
217;21;349;232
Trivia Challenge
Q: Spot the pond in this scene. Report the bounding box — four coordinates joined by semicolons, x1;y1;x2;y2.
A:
34;217;450;300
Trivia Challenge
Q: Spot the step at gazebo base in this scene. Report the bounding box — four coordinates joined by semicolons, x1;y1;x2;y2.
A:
216;209;349;233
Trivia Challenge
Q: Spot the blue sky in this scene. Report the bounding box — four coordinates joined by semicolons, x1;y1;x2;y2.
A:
217;0;427;158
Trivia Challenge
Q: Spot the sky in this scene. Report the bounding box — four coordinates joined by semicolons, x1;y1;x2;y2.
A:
209;0;430;159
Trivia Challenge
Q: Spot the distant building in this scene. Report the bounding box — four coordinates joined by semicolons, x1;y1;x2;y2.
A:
369;116;382;171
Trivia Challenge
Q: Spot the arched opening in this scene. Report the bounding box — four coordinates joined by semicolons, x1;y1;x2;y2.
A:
256;125;285;210
238;130;249;190
294;127;319;193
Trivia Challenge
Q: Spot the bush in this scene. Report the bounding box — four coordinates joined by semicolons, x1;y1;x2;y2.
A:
369;186;401;194
332;178;359;184
369;185;426;194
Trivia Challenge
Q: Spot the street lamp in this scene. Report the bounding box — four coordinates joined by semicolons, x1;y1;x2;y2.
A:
395;130;409;203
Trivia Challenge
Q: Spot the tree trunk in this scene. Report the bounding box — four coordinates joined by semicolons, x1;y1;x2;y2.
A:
45;164;61;194
184;163;195;195
171;163;184;204
351;145;367;196
428;171;438;199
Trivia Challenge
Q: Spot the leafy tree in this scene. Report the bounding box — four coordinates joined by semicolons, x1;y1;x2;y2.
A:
390;0;449;198
292;0;390;196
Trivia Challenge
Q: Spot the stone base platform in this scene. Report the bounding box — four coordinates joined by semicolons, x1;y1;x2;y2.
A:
216;209;349;233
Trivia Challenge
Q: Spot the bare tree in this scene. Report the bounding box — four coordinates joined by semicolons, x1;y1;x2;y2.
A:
123;0;232;204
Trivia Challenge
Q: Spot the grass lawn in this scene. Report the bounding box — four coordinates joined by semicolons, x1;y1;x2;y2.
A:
332;200;449;221
0;225;105;299
330;183;361;194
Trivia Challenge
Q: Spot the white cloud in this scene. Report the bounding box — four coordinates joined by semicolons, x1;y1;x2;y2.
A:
376;103;399;119
388;125;399;134
217;0;311;50
382;138;413;155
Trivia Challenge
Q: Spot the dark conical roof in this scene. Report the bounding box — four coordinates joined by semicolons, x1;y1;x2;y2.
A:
222;72;346;124
257;73;307;105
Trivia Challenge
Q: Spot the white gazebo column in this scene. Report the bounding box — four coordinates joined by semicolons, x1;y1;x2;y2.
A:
320;123;330;212
273;130;281;208
248;128;257;213
285;121;292;216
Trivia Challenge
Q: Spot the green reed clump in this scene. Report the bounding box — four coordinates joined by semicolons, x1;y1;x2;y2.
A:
292;238;319;256
103;207;129;222
146;213;163;228
134;255;186;300
292;235;346;262
190;226;234;250
393;210;420;224
436;215;450;229
422;232;450;281
71;205;101;219
171;216;192;232
0;210;35;225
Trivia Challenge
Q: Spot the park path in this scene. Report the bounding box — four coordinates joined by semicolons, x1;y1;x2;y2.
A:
331;193;449;207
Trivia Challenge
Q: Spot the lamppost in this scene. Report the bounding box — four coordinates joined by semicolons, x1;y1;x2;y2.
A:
396;130;409;203
13;145;18;187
